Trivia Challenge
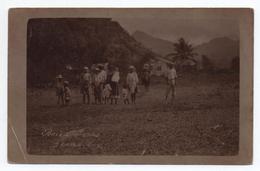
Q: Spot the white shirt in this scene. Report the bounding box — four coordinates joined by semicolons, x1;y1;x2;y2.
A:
94;73;103;86
100;70;107;83
167;68;177;80
127;72;139;86
82;73;91;83
111;71;120;82
122;88;128;98
103;84;112;97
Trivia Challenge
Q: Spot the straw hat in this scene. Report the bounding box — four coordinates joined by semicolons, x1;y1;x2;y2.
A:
129;65;134;69
97;64;104;69
56;74;63;79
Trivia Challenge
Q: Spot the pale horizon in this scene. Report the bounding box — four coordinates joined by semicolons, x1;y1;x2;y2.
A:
113;18;239;46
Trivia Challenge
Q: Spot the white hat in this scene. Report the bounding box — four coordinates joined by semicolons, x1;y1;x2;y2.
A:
84;66;89;70
95;67;100;71
97;63;104;67
56;74;63;79
129;65;134;69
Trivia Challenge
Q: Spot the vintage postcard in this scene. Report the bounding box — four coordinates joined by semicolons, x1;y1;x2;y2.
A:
8;8;253;164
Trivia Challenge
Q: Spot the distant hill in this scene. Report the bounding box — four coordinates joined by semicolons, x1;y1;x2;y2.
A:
194;37;239;69
132;31;175;56
27;18;156;86
133;30;239;70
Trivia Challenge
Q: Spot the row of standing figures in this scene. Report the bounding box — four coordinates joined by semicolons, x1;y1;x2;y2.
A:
55;63;177;106
56;64;149;106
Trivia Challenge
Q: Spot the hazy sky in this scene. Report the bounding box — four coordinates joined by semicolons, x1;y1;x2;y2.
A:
113;18;239;45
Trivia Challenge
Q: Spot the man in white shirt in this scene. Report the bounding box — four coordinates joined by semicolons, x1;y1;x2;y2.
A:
165;63;177;103
98;64;107;84
127;65;139;104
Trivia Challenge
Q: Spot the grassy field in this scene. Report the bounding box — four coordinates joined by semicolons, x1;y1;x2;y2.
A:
27;72;239;155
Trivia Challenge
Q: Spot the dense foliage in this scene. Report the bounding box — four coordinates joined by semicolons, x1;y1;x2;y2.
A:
27;18;155;86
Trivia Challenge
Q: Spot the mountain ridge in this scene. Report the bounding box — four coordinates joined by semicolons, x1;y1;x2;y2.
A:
132;30;239;69
132;30;175;56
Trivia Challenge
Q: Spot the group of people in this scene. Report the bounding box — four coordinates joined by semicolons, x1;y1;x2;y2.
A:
55;62;177;106
55;64;140;106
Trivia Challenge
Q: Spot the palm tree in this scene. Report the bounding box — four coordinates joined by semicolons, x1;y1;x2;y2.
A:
165;38;197;66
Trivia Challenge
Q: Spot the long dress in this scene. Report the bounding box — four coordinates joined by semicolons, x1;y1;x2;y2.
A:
111;71;120;98
93;73;103;102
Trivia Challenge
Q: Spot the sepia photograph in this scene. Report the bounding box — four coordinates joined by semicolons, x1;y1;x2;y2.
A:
8;8;253;164
26;17;240;155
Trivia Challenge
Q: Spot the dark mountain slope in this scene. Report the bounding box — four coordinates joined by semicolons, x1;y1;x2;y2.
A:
27;18;155;85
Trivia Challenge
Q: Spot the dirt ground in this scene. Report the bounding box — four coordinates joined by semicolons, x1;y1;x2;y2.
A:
27;72;239;155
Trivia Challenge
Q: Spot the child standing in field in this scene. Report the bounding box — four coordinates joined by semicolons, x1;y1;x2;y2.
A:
63;81;71;106
122;84;129;104
55;74;64;105
102;83;112;104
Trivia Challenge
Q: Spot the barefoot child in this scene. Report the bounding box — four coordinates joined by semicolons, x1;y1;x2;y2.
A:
55;74;64;105
63;81;71;106
122;84;129;104
102;83;112;104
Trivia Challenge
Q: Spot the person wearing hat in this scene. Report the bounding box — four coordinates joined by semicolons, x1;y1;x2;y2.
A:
80;66;91;104
126;65;139;104
63;81;71;106
165;63;177;104
55;74;64;105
